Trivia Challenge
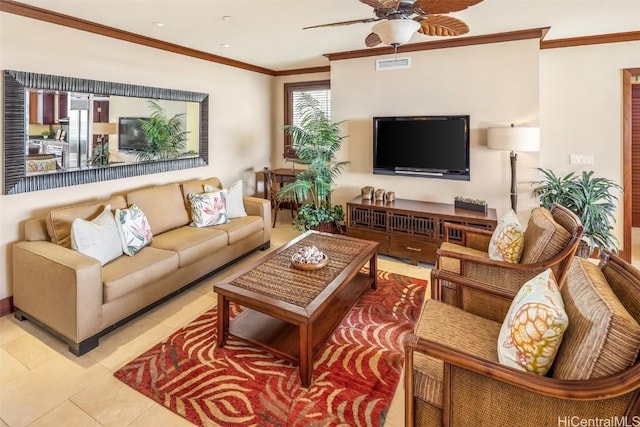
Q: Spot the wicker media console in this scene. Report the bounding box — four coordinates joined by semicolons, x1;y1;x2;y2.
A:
346;196;498;265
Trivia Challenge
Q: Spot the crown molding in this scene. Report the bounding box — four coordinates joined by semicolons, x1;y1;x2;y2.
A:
0;0;276;76
274;66;331;77
540;30;640;49
324;27;550;62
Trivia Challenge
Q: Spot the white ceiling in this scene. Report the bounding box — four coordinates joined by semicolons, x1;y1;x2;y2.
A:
15;0;640;71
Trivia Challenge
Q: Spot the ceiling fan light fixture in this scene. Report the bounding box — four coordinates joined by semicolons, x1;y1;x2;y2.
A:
372;19;420;46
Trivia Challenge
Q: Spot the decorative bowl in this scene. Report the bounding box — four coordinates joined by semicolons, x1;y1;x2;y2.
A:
291;245;328;270
291;254;329;270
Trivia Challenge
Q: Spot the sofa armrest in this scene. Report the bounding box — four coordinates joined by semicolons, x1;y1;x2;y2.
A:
13;241;103;345
243;196;271;242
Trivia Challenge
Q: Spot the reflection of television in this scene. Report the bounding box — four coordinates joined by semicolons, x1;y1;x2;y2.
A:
373;115;470;181
118;117;150;151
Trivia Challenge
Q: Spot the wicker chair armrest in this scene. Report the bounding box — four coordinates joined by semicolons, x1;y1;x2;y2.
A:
436;247;561;272
404;333;640;401
443;222;493;250
431;269;518;302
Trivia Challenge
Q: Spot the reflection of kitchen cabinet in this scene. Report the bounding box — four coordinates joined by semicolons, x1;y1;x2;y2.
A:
93;100;109;122
28;91;69;125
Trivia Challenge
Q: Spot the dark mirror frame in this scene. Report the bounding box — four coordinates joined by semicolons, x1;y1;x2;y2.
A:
3;70;209;195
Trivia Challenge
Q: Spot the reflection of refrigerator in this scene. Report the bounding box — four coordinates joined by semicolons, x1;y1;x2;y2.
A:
64;94;90;169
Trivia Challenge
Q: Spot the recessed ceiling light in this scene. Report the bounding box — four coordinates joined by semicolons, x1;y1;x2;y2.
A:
152;21;165;27
222;16;234;21
220;43;230;48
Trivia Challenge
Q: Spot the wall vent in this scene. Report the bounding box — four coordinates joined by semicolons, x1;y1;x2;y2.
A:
376;56;411;71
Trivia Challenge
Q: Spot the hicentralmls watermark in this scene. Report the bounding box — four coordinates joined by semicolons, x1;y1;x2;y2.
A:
558;416;640;427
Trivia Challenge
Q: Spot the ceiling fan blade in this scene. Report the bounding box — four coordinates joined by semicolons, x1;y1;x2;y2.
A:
416;14;470;36
365;32;383;47
303;17;380;30
415;0;483;14
359;0;399;8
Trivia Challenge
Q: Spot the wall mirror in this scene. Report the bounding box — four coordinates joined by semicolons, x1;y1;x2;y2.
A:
3;70;209;194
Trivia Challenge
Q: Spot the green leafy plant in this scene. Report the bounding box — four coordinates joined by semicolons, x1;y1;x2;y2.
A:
531;168;623;256
41;130;51;138
90;141;109;166
279;92;350;232
134;100;189;162
454;196;487;206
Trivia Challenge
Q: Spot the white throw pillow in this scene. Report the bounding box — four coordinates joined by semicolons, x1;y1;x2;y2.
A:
71;205;123;265
189;190;230;227
114;204;153;256
497;268;568;375
488;209;524;263
205;180;247;219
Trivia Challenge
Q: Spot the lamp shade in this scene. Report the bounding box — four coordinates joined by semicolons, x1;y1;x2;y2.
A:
372;19;420;46
487;126;540;152
92;122;118;135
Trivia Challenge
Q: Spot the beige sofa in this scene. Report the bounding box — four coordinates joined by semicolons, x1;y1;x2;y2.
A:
12;177;271;355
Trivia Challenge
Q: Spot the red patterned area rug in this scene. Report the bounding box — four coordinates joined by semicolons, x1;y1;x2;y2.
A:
114;270;426;426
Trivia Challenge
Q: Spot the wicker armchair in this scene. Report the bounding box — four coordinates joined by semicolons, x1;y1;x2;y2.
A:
404;251;640;427
436;204;583;321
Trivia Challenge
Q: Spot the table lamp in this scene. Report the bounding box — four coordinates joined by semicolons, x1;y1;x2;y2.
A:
488;124;540;212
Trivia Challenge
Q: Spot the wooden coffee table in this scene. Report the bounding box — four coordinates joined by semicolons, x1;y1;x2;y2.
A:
214;230;378;387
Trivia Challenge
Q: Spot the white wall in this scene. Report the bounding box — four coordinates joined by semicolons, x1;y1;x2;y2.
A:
0;14;273;299
329;39;541;218
540;40;640;250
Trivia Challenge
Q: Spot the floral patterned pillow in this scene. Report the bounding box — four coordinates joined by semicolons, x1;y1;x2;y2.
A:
189;190;229;227
498;268;568;375
114;204;153;256
488;209;524;263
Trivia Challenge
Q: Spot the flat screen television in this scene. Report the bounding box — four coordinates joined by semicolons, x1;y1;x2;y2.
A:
373;115;470;181
118;117;150;151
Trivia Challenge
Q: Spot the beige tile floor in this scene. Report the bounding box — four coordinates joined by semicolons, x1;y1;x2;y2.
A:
0;211;431;427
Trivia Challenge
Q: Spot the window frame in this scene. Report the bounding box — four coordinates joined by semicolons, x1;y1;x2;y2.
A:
283;80;330;159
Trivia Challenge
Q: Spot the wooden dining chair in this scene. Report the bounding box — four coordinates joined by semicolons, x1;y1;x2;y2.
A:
263;167;297;228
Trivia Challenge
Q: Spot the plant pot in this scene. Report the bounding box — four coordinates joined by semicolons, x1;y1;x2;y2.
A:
311;221;345;235
454;200;487;213
575;241;600;259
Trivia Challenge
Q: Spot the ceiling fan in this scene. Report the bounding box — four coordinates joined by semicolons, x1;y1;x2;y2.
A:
304;0;484;48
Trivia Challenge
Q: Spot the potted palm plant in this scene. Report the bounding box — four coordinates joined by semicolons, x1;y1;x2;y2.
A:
135;100;189;162
531;168;623;257
279;92;349;233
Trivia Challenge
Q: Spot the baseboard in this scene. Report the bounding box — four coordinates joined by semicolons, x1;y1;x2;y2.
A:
0;296;14;317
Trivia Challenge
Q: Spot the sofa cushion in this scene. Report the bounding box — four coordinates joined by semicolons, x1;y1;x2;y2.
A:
70;205;123;265
126;183;189;235
188;191;230;227
600;261;640;325
553;258;640;380
114;204;153;256
212;216;264;245
498;269;568;375
46;195;128;248
520;208;571;264
488;210;524;264
102;246;179;303
413;299;500;408
151;226;228;268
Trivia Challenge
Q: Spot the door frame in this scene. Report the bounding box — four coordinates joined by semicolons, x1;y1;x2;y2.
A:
622;68;640;262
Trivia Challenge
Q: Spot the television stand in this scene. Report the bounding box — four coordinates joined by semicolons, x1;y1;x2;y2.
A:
346;196;498;265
